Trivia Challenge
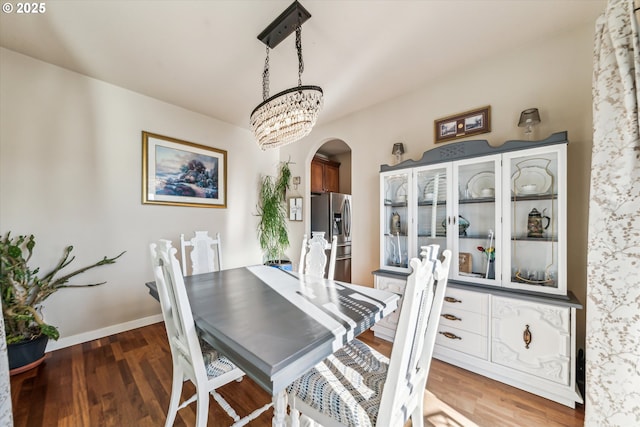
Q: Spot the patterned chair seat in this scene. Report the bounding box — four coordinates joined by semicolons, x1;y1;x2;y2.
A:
286;338;390;427
199;337;238;379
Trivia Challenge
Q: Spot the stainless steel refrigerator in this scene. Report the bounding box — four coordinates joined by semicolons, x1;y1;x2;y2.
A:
311;192;352;282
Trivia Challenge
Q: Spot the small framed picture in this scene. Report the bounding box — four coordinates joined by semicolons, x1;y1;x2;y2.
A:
458;252;472;273
289;197;303;221
435;106;491;143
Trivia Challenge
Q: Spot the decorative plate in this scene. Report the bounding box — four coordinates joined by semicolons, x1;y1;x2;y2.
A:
466;171;495;198
511;166;552;195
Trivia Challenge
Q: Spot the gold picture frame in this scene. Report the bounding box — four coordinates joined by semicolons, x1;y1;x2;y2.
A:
142;131;227;208
458;252;473;273
435;106;491;143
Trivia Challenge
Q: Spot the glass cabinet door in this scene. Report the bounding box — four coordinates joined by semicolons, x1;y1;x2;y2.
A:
502;145;566;295
414;165;451;262
453;156;501;284
380;171;412;271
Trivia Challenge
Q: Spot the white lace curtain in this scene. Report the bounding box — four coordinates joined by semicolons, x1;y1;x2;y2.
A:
586;0;640;425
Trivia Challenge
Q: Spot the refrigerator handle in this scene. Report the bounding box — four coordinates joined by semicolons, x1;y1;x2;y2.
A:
343;197;351;238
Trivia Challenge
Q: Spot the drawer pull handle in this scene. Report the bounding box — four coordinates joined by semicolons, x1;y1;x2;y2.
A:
444;297;461;303
439;331;462;340
441;313;461;321
523;324;532;349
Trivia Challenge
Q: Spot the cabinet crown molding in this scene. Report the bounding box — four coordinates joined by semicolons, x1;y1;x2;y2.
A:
380;131;568;173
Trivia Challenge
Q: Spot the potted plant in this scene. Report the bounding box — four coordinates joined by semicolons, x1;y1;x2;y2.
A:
1;232;124;374
256;161;292;269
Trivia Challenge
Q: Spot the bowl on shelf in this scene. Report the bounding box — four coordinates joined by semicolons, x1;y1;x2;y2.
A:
441;215;470;236
520;184;538;194
481;188;494;197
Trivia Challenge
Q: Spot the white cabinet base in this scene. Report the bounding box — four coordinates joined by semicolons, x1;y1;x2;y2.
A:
373;272;583;408
433;344;583;408
434;286;583;408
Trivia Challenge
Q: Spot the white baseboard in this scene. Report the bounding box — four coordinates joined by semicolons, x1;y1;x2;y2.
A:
45;314;164;352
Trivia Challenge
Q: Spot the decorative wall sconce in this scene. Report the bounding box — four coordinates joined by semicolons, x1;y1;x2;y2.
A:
518;108;541;140
292;176;301;191
392;142;405;165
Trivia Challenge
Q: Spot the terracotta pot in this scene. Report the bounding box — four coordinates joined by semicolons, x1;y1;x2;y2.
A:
8;335;48;375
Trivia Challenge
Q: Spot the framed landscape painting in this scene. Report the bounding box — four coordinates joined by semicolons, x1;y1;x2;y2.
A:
142;131;227;208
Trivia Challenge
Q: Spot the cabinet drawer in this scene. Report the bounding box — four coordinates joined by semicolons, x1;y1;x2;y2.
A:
436;324;488;359
492;296;571;385
375;275;406;294
443;287;489;315
439;307;487;336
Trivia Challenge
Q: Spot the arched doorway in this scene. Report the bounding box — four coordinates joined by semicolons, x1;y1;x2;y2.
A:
309;139;352;281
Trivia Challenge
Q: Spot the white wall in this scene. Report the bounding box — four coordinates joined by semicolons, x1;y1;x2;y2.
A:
281;23;596;350
0;48;278;350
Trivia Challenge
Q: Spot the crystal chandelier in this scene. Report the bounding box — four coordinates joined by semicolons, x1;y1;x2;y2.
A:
250;1;323;151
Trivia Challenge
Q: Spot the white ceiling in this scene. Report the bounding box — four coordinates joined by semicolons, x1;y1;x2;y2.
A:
0;0;605;130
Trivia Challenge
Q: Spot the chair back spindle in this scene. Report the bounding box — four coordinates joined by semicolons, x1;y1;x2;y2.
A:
180;231;222;275
299;232;338;279
377;246;452;426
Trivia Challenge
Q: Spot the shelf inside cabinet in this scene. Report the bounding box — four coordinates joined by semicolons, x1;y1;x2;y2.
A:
418;233;489;239
512;236;557;242
418;200;446;206
459;197;495;204
384;201;408;207
510;193;558;201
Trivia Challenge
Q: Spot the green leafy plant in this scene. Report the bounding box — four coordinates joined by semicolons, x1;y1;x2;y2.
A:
1;232;125;344
256;161;292;264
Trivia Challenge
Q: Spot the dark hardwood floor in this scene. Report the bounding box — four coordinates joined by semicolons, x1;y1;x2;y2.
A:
10;323;584;427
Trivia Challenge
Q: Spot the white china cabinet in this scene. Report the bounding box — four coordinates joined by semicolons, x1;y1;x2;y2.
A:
373;132;583;407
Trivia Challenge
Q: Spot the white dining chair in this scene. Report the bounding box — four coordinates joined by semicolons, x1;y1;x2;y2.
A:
298;231;338;279
180;231;222;275
149;239;271;427
287;245;452;427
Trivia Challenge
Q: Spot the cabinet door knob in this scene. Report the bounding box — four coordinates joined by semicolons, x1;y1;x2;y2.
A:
439;331;462;340
523;324;532;349
444;297;461;303
441;313;461;321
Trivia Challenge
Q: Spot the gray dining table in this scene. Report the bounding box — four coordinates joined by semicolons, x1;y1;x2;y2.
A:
146;264;399;427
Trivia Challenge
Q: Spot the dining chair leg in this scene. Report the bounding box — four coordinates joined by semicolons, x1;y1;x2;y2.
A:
165;367;183;427
411;401;425;427
195;387;210;427
272;390;288;427
289;402;300;427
